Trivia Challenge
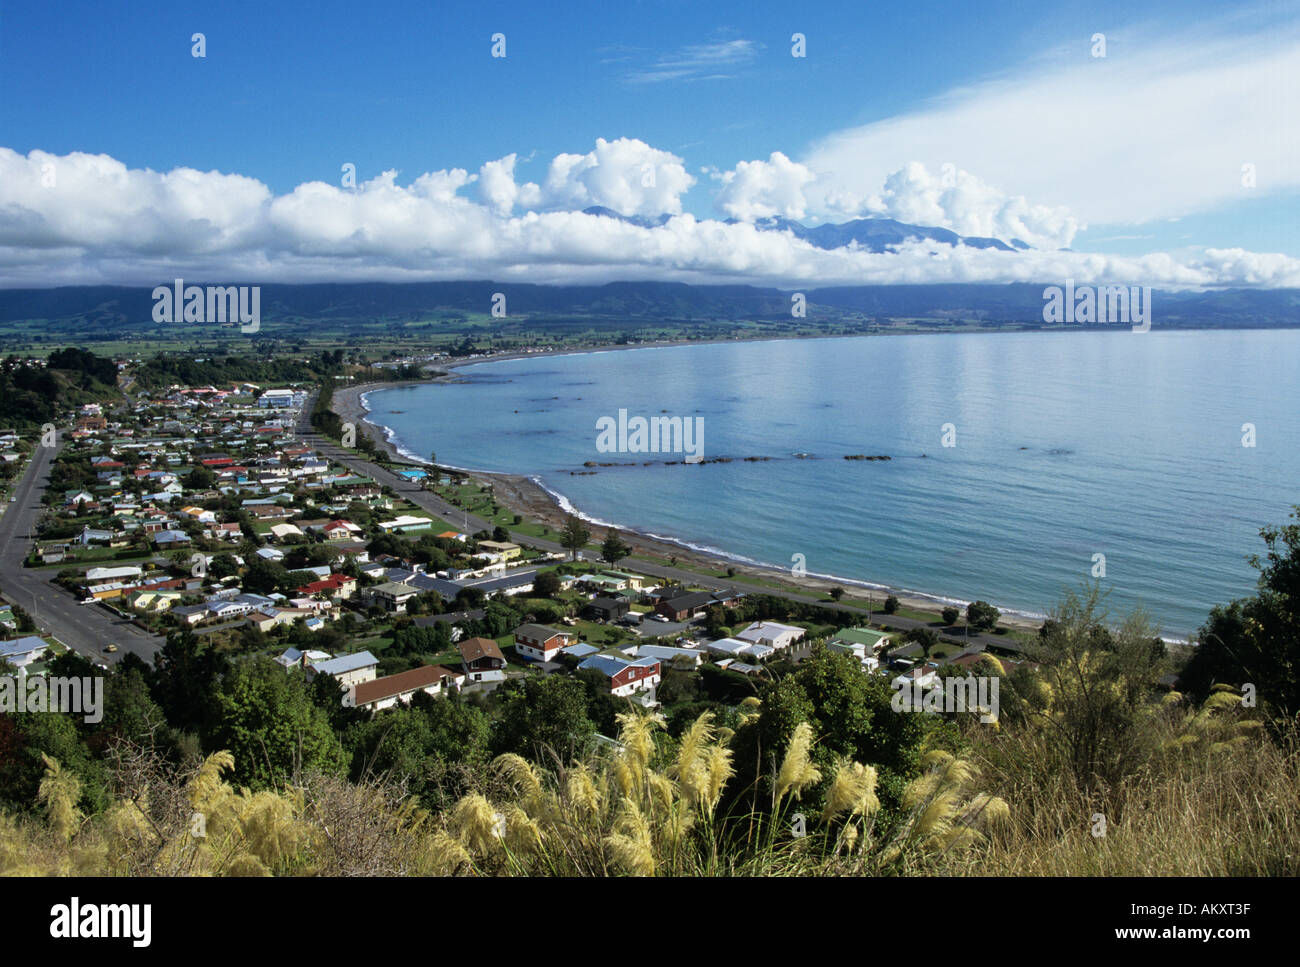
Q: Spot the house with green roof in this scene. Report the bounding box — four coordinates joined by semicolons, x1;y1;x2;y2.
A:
828;627;893;668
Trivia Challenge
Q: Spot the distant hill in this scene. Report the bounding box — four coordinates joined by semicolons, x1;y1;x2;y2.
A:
0;281;1296;339
581;207;1021;252
746;215;1017;252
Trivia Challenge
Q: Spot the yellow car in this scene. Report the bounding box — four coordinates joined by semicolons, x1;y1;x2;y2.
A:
104;644;118;654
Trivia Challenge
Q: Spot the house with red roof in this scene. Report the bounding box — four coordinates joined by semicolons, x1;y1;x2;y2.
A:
323;519;363;541
296;573;358;601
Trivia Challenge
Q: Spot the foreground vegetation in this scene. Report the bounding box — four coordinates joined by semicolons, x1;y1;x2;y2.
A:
4;484;1299;875
2;672;1292;876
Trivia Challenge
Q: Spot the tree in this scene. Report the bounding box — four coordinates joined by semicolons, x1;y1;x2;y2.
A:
559;515;590;561
492;525;510;543
151;630;228;735
533;570;562;598
98;665;174;751
703;605;728;638
243;556;289;595
575;668;620;736
1180;507;1300;721
733;646;931;818
453;586;487;612
905;627;939;659
600;531;631;565
421;695;490;765
0;708;109;817
392;625;443;657
491;676;594;760
941;606;961;626
10;603;35;633
967;600;1001;632
346;709;449;807
472;600;522;639
208;552;239;580
657;668;702;705
829;587;845;601
204;657;346;789
883;595;899;615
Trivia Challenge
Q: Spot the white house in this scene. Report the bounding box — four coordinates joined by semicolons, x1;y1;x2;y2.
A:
634;643;704;668
84;565;144;583
0;636;51;676
735;621;806;651
344;664;464;712
891;664;940;694
827;627;893;660
258;388;296;409
269;523;304;542
275;647;333;669
458;637;509;684
514;623;575;662
378;515;434;534
309;650;379;688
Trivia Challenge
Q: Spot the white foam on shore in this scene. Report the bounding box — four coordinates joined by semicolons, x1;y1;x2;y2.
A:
353;376;1045;634
530;475;1049;624
357;389;447;468
351;368;1191;641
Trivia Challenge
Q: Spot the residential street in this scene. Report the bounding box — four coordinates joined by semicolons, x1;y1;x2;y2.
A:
0;434;166;668
299;393;1024;656
0;400;1023;679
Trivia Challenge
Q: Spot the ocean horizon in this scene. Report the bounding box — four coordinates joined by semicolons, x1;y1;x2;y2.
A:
362;330;1300;638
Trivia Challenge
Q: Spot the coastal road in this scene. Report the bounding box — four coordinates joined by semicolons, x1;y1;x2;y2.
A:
300;390;1028;656
0;433;166;668
295;392;503;538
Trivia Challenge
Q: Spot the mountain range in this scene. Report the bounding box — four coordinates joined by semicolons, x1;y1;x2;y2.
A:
580;207;1033;252
0;280;1297;339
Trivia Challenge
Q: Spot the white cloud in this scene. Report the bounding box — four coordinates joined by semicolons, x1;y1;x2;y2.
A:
478;154;541;216
1;146;1298;290
714;152;816;221
468;139;695;218
864;162;1082;248
538;138;695;216
802;25;1300;228
623;39;761;84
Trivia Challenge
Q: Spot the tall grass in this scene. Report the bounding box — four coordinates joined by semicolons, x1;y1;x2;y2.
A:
2;691;1295;876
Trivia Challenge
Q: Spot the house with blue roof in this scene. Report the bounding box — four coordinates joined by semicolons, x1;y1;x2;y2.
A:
309;650;379;688
0;636;52;676
577;654;661;697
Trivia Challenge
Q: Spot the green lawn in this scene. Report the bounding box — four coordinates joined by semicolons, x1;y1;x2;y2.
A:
350;633;395;654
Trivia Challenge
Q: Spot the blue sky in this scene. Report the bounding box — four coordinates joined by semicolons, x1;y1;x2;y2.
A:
0;0;1297;287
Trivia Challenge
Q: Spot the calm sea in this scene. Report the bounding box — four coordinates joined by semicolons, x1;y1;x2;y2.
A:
364;330;1300;636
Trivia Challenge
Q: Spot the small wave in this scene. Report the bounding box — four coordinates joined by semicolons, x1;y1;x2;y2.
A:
529;477;1047;622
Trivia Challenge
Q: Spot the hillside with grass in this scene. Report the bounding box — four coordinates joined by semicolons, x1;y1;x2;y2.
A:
3;512;1299;877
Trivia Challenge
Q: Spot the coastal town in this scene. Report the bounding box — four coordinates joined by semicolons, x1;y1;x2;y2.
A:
0;357;1037;724
1;0;1294;936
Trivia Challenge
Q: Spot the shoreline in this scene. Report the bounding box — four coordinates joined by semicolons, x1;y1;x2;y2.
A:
329;348;1049;634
